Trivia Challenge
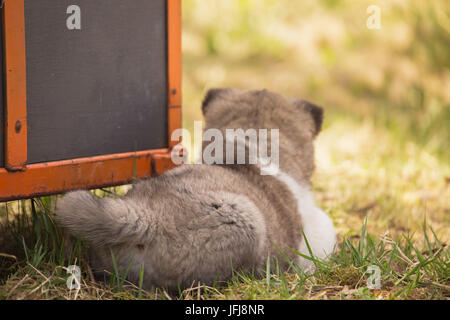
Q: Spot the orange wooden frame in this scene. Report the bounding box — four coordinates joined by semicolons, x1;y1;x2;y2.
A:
0;0;182;201
3;0;27;171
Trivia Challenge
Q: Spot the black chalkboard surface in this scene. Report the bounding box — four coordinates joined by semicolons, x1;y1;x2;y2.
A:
24;0;168;164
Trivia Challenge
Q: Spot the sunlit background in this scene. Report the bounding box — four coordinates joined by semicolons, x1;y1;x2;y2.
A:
181;0;449;240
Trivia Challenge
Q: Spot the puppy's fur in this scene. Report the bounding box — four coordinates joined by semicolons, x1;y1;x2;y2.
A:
55;88;336;291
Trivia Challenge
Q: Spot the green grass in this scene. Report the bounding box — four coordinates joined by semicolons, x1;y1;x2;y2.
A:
0;201;448;300
1;0;449;300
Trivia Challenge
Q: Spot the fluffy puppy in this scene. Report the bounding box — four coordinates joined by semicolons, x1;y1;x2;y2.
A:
55;88;336;291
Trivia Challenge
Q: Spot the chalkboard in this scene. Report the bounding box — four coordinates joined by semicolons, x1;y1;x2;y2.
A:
24;0;168;164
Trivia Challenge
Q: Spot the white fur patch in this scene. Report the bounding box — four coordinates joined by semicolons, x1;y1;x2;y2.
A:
270;168;337;269
225;136;336;269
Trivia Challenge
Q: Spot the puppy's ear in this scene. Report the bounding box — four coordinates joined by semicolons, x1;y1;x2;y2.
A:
202;88;229;115
293;99;324;136
304;101;324;136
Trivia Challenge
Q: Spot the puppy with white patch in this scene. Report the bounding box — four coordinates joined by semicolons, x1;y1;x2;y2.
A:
55;88;336;291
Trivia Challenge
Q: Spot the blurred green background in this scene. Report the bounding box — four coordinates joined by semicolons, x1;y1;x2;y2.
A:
181;0;449;238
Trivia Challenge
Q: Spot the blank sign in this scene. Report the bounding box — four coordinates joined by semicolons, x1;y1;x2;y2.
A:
24;0;168;164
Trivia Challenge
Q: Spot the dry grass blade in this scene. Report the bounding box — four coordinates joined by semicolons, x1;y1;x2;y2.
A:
0;253;18;261
6;274;30;299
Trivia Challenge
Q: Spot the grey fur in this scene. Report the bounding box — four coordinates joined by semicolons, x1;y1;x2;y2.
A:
55;88;324;291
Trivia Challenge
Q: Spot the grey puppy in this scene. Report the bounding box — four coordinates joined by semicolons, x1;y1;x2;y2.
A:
55;88;336;291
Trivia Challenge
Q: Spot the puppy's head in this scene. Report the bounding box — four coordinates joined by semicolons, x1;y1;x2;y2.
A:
202;88;323;138
201;88;324;179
